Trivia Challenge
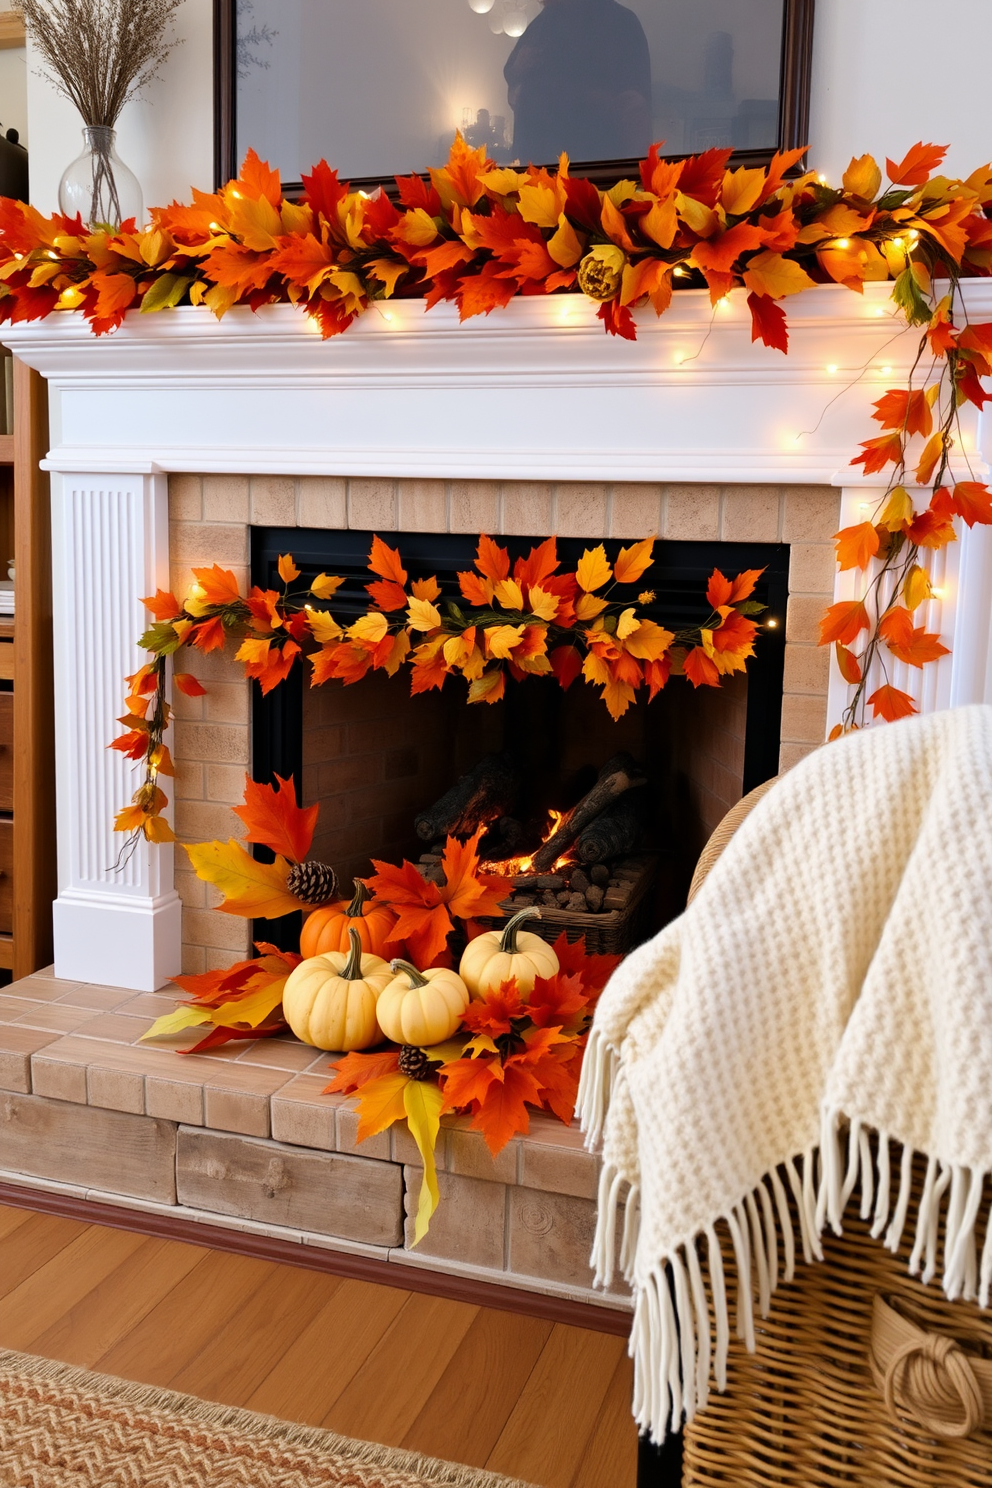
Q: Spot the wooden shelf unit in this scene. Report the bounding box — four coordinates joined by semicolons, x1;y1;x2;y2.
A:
0;356;56;982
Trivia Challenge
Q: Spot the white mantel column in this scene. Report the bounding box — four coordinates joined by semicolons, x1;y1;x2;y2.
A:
48;465;182;990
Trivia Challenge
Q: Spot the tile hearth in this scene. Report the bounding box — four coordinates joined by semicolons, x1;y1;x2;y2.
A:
0;965;628;1309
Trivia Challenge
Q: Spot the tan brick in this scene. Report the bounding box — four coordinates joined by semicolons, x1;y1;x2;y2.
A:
348;477;396;530
397;479;446;532
169;474;203;522
146;1076;204;1125
503;482;552;536
202;474;250;523
202;1060;291;1137
174;722;249;766
181;909;251;957
555;483;608;538
0;1092;177;1203
721;486;782;543
249;475;296;526
170;521;248;566
520;1131;599;1201
171;688;204;723
787;593;830;645
403;1167;505;1269
173;761;205;802
782;485;840;542
175;800;248;844
177;1127;403;1245
664;485;720;540
389;1120;448;1170
336;1100;391;1161
610;484;663;538
270;1075;340;1151
30;1055;88;1103
87;1065;145;1115
449;480;499;534
180;944;207;976
175;869;208;910
203;682;250;727
298;476;347;529
782;643;830;695
446;1122;517;1184
508;1187;598;1289
789;542;836;595
0;1026;57;1094
205;762;250;803
780;692;829;744
779;740;820;771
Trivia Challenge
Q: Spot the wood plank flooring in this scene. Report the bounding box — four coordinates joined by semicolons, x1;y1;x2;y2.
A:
0;1203;636;1486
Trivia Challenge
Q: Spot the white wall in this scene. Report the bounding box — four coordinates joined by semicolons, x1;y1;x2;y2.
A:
18;0;992;217
25;0;212;214
0;0;27;146
808;1;992;183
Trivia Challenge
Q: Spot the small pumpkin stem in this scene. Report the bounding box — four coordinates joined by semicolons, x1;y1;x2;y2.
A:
342;926;366;980
389;959;430;989
347;878;370;917
500;906;541;954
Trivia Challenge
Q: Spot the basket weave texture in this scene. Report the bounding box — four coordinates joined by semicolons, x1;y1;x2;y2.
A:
682;774;992;1488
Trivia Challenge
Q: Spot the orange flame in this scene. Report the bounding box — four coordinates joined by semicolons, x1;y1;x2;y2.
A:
482;808;573;878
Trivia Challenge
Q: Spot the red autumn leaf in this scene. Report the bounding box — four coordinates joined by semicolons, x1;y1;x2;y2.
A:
299;159;349;219
835;644;862;684
871;388;933;438
711;610;757;656
470;1062;548;1154
475;534;511;583
530;1046;582;1125
527;971;589;1029
456;261;518;320
706;567;763;609
706;568;734;608
190;616;227;653
142;589;182;620
954;362;991;411
691;221;766;274
885;142;947;187
949;482;992;527
366;578;408;611
683;647;720;687
851;432;904;474
109;728;149;760
867;684;918;722
183;1020;286;1054
549;644;582;691
678;146;734;206
368;856;454;966
242;639;301;695
747;291;789;353
834;521;881;572
231;773;317;863
514;536;559;590
171;945;301;1011
644;656;671;699
461;980;528;1038
597;298;637;341
173;673;207;697
905;506;957;550
368;535;407;587
268;232;335;292
192;564;242;607
819;600;870;646
325;1048;401;1095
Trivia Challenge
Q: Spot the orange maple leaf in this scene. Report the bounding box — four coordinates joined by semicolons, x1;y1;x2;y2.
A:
527;972;589;1029
192;564;242;607
142;589;182;620
438;1055;504;1113
834;521;881;572
439;830;509;920
366;578;408;611
948;482;992;528
462;980;528;1037
706;567;763;607
325;1049;402;1095
819;600;870;646
469;1062;546;1155
368;535;408;587
747;291;788;353
885;142;947;187
871;388;933;438
868;684;918;722
834;644;862;684
475;534;511;583
906;504;957;550
231;774;317;863
189;616;227;653
173;673;207;698
237;147;283;207
514;536;560;590
683;647;720;687
851;432;904;474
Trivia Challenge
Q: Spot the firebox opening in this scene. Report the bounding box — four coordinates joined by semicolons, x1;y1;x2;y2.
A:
251;529;788;954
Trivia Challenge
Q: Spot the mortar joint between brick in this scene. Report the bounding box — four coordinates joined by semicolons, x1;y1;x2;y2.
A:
717;487;727;541
604;483;615;539
776;489;786;542
548;483;559;536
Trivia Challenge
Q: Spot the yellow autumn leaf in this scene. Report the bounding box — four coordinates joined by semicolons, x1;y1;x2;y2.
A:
843;153;882;200
613;537;655;584
310;573;345;599
493;577;525;611
114;804;147;833
484;624;525;659
528;584;559;621
468;669;505;703
382;630;411;676
235;637;270;666
393;207;440;247
640;196;678;249
353;1073;410;1143
624;618;674;661
210;978;289;1029
185;840;301;919
548;214;584;268
517;181;562;227
676;193;719;238
142;1005;212;1041
742;251;816;299
348;611;389;645
443;634;473;668
411;576;441;602
478;167;525;196
277;554;300;584
602;677;636;721
307;608;343;644
575;593;610;621
616;607;640;640
915;431;945;486
904;564;933;611
407;596;442;632
582;652;611;686
144;816;176;844
464;1032;500;1058
404;1079;445;1245
365;258;407;297
879;486;913;532
576;544;612;592
721;165;766;216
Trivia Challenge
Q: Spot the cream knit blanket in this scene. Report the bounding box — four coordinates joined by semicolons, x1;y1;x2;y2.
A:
578;705;992;1444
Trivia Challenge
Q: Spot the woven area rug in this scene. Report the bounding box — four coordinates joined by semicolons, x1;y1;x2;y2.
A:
0;1350;538;1487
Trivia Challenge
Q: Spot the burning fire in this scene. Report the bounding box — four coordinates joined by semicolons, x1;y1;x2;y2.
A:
484;809;574;877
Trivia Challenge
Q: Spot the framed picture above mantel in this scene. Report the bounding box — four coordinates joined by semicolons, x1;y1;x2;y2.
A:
213;0;815;194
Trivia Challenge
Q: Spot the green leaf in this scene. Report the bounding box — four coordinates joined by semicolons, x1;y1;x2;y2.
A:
891;267;932;327
140;273;193;313
138;621;185;655
402;1080;445;1245
736;600;768;616
876;188;916;212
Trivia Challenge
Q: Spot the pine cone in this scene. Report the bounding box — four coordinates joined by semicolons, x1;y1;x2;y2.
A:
577;246;625;301
398;1045;432;1081
286;859;339;906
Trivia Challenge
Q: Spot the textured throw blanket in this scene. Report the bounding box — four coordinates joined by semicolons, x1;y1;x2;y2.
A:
579;705;992;1443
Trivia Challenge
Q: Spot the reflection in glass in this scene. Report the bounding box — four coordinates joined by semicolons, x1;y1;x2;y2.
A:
235;0;784;183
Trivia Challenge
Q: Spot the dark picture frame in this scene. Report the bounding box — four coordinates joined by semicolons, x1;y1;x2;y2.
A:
213;0;814;196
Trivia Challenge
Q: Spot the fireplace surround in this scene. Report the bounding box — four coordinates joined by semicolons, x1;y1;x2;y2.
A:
3;281;991;991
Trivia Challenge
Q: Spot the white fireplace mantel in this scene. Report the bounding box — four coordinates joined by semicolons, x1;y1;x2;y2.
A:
4;281;992;989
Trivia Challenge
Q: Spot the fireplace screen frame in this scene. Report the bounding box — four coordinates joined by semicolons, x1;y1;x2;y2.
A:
249;527;788;948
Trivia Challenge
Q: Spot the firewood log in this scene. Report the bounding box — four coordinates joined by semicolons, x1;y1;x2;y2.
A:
576;791;644;864
415;753;520;842
530;756;646;872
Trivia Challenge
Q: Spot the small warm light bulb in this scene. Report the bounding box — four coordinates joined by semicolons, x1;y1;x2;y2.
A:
716;295;731;311
892;237;904;249
818;173;828;184
859;501;871;512
209;221;223;232
230;188;242;199
880;365;893;376
835;238;851;250
56;286;84;310
826;363;838;375
873;307;886;317
908;229;920;242
673;351;685;364
673;265;687;277
767;618;779;629
931;586;946;600
381;310;393;321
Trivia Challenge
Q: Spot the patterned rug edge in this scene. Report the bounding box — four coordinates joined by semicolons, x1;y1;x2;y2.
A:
0;1348;540;1488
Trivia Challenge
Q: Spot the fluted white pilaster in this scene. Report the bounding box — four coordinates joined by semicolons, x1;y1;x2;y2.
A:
49;469;181;990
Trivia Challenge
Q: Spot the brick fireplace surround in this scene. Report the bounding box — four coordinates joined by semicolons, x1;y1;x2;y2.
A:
1;285;990;1310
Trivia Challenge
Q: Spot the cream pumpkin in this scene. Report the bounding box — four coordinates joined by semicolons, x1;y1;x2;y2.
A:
282;928;391;1050
458;907;559;999
376;960;470;1047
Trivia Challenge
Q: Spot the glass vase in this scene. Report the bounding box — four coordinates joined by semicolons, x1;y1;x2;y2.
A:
58;126;143;230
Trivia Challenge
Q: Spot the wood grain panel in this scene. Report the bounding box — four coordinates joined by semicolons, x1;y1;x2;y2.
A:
0;692;13;810
0;1224;147;1349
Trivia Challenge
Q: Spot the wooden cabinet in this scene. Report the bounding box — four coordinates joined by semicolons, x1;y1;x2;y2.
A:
0;357;56;980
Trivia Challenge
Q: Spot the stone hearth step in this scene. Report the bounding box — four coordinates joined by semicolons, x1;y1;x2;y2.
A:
0;965;629;1310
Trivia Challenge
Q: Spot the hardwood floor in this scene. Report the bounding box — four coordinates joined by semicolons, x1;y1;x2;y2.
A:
0;1203;637;1486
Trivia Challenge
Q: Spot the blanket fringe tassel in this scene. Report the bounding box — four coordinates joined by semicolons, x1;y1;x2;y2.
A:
582;1043;992;1446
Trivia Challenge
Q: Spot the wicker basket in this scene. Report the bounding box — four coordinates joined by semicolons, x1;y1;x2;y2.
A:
682;769;992;1488
475;854;659;955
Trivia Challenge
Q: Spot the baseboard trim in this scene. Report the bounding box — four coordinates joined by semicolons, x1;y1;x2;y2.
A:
0;1180;633;1338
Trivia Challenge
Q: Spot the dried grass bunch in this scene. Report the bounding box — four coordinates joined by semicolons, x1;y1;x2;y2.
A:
14;0;184;128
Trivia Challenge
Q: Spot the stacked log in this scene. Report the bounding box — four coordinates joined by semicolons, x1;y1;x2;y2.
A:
415;753;520;843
